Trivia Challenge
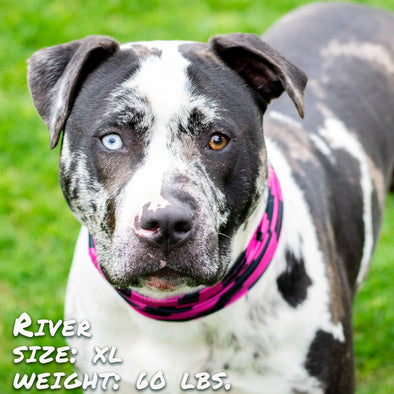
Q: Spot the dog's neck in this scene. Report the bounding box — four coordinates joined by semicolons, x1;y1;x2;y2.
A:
88;165;283;322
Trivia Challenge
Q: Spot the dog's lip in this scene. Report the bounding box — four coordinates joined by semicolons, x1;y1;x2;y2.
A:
140;267;186;292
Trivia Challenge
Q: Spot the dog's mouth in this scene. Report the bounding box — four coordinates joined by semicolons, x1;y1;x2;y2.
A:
140;267;187;292
100;227;228;293
101;254;222;293
101;263;190;292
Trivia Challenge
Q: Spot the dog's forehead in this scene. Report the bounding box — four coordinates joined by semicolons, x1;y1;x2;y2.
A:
111;41;213;123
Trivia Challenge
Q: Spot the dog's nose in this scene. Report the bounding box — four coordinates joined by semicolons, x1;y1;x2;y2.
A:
136;201;194;252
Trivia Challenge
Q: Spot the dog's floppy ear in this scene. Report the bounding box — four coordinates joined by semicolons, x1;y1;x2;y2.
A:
28;35;119;149
209;33;307;118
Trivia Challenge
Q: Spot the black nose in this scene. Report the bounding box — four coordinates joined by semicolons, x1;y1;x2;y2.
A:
136;201;194;253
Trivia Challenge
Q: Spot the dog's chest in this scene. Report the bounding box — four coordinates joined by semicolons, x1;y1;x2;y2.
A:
78;292;324;394
123;308;323;394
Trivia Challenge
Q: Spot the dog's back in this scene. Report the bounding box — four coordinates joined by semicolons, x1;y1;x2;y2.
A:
264;2;394;291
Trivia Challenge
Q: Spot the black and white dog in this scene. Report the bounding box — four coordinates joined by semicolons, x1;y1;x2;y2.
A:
28;3;394;393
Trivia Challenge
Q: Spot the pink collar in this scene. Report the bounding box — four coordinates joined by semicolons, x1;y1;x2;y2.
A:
89;165;283;322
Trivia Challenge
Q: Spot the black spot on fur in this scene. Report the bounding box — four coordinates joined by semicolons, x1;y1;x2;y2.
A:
276;250;312;307
104;197;116;234
305;330;354;393
71;187;79;200
60;173;72;199
185;108;205;133
292;390;308;394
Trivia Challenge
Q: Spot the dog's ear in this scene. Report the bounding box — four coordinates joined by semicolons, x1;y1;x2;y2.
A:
28;35;119;149
209;33;307;118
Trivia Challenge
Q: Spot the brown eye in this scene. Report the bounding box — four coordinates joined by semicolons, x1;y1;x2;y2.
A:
208;133;229;151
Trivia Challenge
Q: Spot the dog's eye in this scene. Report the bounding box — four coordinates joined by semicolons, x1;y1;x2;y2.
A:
208;133;229;151
101;134;123;150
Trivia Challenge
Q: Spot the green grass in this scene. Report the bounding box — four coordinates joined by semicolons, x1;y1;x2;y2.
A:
354;194;394;394
1;0;393;393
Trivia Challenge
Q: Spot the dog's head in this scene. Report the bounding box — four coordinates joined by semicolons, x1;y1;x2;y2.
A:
28;34;306;295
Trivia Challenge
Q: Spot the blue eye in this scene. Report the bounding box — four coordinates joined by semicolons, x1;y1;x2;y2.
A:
101;134;123;150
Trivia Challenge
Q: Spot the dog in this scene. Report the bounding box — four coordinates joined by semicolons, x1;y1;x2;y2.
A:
28;2;394;393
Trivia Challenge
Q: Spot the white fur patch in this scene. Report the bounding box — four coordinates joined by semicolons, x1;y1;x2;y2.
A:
114;42;192;230
126;42;192;125
60;131;72;173
269;110;303;130
309;134;336;163
50;75;68;132
322;40;394;74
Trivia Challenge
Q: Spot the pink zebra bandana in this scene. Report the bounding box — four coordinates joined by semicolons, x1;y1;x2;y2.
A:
89;165;283;322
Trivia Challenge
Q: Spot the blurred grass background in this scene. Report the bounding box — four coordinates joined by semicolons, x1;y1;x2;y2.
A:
1;0;393;393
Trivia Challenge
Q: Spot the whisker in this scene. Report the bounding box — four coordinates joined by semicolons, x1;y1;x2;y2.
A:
217;232;232;241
